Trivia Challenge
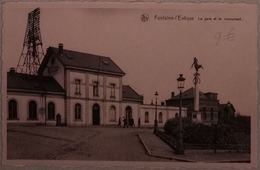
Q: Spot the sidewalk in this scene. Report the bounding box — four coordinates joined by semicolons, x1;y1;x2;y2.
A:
138;131;250;163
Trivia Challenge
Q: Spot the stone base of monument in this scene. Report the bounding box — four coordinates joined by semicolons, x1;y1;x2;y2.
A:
192;111;202;123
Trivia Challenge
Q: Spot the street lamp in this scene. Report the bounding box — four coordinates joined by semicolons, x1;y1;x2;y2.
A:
176;74;185;154
154;91;159;134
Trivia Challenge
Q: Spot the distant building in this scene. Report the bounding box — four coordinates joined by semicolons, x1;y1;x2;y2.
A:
7;44;186;127
218;102;236;123
165;87;219;124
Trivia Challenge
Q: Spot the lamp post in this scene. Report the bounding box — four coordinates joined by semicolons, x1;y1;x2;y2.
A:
176;74;185;155
154;91;159;134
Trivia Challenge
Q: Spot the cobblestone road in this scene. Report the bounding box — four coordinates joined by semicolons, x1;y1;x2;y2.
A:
7;125;166;161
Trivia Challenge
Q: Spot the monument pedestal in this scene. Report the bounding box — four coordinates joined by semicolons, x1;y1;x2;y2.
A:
192;111;202;123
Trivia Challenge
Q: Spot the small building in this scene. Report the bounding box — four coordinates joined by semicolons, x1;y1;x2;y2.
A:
7;70;65;125
218;102;236;123
7;44;186;127
165;87;219;125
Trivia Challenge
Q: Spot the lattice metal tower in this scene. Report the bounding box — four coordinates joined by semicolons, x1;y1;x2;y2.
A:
16;8;44;75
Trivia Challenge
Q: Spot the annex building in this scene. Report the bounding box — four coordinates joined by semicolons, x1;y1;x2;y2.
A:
7;44;186;127
166;88;219;124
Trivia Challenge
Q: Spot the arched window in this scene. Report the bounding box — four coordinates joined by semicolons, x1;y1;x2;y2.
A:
109;105;116;122
145;112;149;123
8;100;17;120
159;112;163;123
28;101;37;120
75;103;81;120
48;102;55;120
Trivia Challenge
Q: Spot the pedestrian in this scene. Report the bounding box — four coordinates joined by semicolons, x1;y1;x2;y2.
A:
129;118;133;127
118;117;121;127
138;117;141;128
132;118;135;127
123;117;127;128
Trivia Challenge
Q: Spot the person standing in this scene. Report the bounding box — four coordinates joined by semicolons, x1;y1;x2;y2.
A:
123;117;127;128
118;117;121;127
138;117;141;128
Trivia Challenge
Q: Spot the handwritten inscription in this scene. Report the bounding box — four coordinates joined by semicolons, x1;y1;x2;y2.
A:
146;14;240;46
214;28;235;45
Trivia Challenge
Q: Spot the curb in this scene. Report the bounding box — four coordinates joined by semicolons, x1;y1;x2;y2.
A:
138;133;249;163
137;134;152;156
137;133;194;162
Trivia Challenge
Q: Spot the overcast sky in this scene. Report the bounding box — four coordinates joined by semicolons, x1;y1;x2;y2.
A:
3;2;257;116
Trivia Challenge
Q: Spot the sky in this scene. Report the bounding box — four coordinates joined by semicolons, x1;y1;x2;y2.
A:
2;2;257;116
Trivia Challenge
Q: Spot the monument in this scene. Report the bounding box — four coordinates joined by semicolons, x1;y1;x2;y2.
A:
191;57;203;122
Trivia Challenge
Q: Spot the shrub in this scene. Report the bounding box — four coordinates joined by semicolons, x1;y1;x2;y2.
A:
163;118;192;139
163;119;243;146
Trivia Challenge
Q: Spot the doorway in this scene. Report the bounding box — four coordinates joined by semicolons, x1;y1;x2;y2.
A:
92;104;100;125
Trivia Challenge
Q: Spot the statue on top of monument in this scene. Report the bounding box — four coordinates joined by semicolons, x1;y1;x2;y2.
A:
191;57;203;72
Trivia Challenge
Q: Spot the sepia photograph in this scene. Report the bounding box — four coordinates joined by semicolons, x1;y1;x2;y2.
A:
1;1;258;169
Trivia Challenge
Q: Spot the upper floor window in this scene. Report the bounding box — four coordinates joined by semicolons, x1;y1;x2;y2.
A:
110;83;116;98
75;103;81;120
8;100;18;120
93;81;99;97
74;79;81;95
145;112;149;123
159;112;163;123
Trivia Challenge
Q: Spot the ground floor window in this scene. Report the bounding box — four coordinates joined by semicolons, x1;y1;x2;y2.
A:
202;107;207;120
158;112;163;123
145;112;149;123
28;101;37;120
210;108;214;120
48;102;55;120
109;105;116;122
192;112;197;119
8;100;17;120
75;103;82;120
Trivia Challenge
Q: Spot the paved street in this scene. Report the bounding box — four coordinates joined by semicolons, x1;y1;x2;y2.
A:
7;125;250;162
7;125;166;161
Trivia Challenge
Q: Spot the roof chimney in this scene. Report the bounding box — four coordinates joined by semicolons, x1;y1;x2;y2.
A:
9;67;16;73
58;43;63;54
171;92;175;98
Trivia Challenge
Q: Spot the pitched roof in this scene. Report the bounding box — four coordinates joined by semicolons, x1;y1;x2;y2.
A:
122;85;143;103
166;87;216;101
219;102;236;113
38;47;125;76
7;72;65;94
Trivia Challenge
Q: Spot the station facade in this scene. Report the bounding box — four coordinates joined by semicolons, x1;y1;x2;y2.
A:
7;44;186;127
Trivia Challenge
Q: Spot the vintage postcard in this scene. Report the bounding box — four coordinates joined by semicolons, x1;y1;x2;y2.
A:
1;1;258;169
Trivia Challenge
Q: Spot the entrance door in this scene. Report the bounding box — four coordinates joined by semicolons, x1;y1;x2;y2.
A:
125;106;132;126
92;104;100;125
